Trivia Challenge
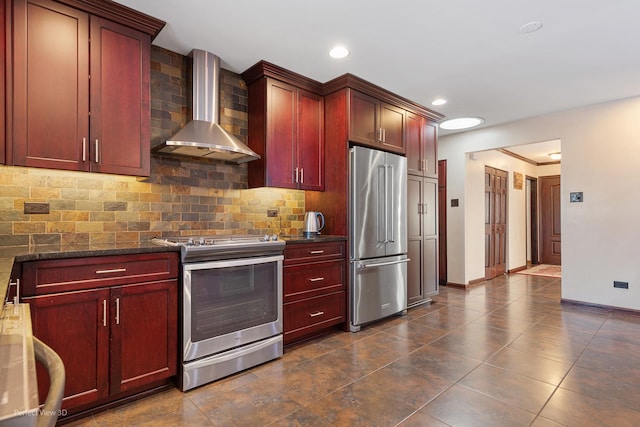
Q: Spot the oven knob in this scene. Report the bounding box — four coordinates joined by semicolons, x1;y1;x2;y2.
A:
271;234;278;241
187;238;194;246
264;234;270;242
199;237;205;245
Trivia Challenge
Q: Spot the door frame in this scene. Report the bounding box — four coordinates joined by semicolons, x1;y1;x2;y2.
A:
526;175;539;265
438;159;447;286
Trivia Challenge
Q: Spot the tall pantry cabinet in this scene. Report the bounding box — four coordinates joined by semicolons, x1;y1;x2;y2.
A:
405;112;439;306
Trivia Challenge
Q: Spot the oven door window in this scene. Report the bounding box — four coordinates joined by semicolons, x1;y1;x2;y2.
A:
190;260;278;342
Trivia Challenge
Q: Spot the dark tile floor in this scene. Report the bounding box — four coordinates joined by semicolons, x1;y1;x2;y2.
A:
67;273;640;426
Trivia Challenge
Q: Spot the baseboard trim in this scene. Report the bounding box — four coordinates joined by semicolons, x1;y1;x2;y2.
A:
468;277;486;286
561;298;640;316
509;265;528;273
445;277;486;289
445;282;467;289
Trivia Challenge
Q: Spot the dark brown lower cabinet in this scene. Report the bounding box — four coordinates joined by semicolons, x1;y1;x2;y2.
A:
22;252;178;415
283;240;346;344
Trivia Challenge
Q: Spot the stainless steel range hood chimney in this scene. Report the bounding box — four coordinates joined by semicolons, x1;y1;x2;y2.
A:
153;49;260;163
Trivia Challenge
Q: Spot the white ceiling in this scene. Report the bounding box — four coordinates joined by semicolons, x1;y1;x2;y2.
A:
116;0;640;139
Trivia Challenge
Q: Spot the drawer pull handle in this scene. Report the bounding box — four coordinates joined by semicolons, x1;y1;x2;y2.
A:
309;277;325;282
96;268;127;274
102;300;107;327
309;311;325;317
115;298;120;325
309;250;324;254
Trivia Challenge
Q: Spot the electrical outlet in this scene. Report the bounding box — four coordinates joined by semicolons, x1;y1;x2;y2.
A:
24;202;50;214
613;281;629;289
267;209;278;217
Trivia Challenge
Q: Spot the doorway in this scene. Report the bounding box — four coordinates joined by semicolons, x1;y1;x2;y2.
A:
438;160;447;285
485;166;507;280
540;175;561;265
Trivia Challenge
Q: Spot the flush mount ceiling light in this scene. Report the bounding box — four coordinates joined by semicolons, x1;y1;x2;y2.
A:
439;117;484;130
519;21;543;34
548;152;562;160
431;98;447;106
329;46;349;59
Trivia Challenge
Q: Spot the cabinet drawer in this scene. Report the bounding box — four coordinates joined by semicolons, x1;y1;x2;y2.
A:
22;252;179;296
284;241;345;265
284;260;345;302
283;291;345;344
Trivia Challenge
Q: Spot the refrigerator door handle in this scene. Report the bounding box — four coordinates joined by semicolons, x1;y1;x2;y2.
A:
378;164;387;243
387;164;395;242
358;258;410;270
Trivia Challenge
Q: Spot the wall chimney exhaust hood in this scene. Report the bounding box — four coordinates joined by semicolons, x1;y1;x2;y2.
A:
153;49;260;163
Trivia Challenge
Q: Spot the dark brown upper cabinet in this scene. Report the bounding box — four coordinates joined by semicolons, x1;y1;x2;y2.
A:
243;61;325;191
9;0;164;176
349;89;405;154
406;111;438;178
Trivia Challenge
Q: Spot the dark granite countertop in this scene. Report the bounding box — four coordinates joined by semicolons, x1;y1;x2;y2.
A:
281;235;347;244
0;242;180;303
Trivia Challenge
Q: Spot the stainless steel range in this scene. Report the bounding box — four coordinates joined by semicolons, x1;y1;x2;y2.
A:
152;235;285;391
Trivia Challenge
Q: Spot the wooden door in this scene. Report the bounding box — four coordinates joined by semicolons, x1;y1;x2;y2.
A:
110;280;177;394
527;176;539;265
540;175;561;265
13;0;90;171
1;0;5;164
379;102;405;153
485;166;507;279
438;160;447;285
423;178;438;297
348;89;378;146
28;288;110;410
423;121;437;178
407;174;424;306
266;79;297;188
90;17;150;176
297;89;324;191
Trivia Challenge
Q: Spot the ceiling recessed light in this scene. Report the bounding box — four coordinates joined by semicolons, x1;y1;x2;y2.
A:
432;98;447;106
548;152;561;160
439;117;484;130
519;21;543;34
329;46;349;59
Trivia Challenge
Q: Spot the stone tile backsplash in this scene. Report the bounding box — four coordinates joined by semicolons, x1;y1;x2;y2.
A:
0;47;304;247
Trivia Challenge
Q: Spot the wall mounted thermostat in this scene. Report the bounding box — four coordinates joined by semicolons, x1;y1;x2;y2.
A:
570;192;583;202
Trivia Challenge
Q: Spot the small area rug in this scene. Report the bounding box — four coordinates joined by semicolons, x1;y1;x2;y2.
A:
516;264;561;278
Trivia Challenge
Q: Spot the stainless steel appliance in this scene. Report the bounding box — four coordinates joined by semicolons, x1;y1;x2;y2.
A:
303;211;325;236
349;146;408;332
152;235;284;391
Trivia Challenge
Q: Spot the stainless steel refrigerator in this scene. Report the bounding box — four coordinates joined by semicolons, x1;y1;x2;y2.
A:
349;145;408;332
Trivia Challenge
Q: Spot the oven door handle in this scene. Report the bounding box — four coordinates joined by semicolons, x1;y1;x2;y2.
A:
184;335;282;370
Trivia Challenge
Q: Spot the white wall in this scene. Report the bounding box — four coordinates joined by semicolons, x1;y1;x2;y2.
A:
439;96;640;310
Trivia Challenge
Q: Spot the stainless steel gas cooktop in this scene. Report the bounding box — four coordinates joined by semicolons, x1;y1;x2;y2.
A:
151;235;285;262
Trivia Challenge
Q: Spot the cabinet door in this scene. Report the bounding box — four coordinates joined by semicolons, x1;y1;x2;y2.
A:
423;120;437;178
349;90;378;146
28;288;110;410
405;112;423;175
266;79;297;188
407;175;424;306
424;237;438;297
297;89;324;191
424;178;438;237
13;0;90;171
379;102;405;154
90;17;150;176
110;280;177;395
